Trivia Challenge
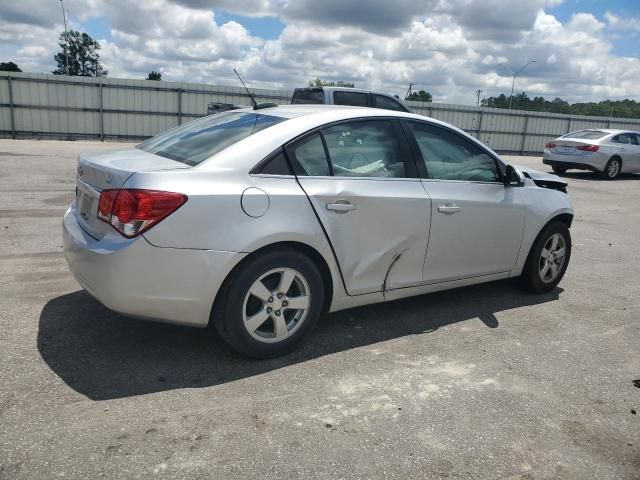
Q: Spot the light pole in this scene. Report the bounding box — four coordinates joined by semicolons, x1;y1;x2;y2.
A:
60;0;70;75
501;60;536;109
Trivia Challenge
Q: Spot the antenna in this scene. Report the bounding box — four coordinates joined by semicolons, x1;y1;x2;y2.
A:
233;68;257;108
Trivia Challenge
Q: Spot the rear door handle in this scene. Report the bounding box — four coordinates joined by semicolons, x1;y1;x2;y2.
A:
326;201;355;213
438;204;461;214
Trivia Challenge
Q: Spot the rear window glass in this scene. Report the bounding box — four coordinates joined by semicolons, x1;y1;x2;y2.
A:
291;89;324;104
562;130;608;139
137;112;284;166
333;91;368;107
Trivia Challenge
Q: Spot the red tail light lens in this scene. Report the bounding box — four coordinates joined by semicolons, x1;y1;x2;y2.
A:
545;142;556;149
577;145;599;152
97;189;187;238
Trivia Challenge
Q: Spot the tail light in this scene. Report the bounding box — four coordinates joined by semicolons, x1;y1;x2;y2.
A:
97;189;187;238
577;145;599;152
545;142;556;149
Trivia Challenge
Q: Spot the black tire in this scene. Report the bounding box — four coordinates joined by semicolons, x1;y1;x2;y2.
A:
601;157;622;179
552;166;567;174
213;248;324;358
520;222;571;293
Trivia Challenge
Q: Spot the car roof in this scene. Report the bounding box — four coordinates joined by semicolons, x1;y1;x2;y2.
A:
249;104;418;120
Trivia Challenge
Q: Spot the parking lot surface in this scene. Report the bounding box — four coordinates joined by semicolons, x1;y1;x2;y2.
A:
1;139;638;479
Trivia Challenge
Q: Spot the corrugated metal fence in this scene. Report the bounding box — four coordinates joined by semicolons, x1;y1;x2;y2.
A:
2;72;640;154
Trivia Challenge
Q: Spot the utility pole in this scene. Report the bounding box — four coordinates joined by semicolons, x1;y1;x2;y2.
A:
60;0;70;76
476;89;482;107
501;60;536;109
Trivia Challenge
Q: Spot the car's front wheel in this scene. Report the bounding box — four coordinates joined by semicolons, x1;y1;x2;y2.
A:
214;248;325;358
520;222;571;293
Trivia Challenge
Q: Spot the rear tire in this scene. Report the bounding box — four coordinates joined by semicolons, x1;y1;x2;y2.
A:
213;249;324;358
520;222;571;293
601;157;621;179
552;166;567;174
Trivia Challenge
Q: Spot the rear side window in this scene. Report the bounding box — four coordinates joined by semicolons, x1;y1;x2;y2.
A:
137;112;284;166
612;133;633;144
408;121;499;182
333;91;368;107
563;130;608;140
291;89;324;104
323;120;407;178
372;94;408;112
287;133;331;176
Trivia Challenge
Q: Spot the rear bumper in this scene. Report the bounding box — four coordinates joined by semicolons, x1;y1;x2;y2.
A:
63;205;245;327
542;151;605;172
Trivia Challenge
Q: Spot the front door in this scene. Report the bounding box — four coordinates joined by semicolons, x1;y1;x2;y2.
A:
287;119;431;295
404;120;525;283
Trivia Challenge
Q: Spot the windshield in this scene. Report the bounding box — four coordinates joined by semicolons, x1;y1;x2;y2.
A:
137;111;285;166
562;130;608;140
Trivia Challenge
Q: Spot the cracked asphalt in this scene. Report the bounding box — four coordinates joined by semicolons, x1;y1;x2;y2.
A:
0;139;638;479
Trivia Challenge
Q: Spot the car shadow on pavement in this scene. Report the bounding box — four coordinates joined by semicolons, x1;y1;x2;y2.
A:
38;280;562;400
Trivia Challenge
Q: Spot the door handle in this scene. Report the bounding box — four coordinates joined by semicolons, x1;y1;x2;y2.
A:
438;204;461;214
326;201;355;213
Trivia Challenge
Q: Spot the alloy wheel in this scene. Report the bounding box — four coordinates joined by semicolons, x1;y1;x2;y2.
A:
538;233;567;283
607;160;620;178
242;268;311;343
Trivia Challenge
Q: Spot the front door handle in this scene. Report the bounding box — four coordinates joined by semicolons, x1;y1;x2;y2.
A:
327;201;355;213
438;204;461;214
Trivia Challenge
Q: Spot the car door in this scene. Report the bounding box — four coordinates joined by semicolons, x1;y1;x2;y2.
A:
287;118;431;295
403;120;525;284
628;134;640;172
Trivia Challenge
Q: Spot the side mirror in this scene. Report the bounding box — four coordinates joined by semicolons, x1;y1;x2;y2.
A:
504;165;525;187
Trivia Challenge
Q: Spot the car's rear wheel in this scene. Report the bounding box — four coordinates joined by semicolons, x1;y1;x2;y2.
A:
601;157;621;179
520;222;571;293
214;249;324;358
552;166;567;174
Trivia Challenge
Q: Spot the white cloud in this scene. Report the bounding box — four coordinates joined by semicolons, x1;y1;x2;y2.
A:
0;0;638;105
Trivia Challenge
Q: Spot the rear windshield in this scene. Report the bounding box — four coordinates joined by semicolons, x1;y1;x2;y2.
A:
291;89;324;104
562;130;608;140
137;112;284;166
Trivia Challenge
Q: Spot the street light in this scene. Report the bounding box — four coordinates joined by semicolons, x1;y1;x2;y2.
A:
59;0;70;75
501;60;536;109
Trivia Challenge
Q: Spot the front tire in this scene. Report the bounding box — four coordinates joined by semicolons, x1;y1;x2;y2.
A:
601;157;621;179
520;222;571;293
214;249;325;358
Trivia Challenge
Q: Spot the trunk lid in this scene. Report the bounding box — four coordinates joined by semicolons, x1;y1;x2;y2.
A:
74;148;189;238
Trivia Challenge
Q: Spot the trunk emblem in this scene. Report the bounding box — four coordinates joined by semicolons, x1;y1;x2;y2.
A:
77;166;83;176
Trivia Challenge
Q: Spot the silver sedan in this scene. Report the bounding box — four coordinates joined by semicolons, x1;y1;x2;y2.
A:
543;129;640;179
64;105;574;358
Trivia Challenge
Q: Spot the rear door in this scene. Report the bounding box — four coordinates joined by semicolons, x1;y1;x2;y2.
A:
287;118;430;295
627;134;640;171
404;120;525;283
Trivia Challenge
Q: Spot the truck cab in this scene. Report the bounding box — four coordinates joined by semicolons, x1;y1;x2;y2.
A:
291;86;411;113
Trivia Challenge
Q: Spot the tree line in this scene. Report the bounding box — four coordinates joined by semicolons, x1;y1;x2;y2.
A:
482;92;640;119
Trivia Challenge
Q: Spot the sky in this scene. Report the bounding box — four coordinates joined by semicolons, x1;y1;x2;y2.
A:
1;0;639;106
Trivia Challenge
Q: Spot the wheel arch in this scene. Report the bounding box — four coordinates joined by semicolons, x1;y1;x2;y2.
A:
209;241;334;327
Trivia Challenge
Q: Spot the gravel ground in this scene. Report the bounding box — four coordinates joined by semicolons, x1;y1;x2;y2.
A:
0;139;638;480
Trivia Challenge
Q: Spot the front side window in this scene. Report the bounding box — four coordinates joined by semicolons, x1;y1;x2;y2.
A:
373;94;408;112
137;112;284;166
631;134;640;145
288;133;331;176
322;120;407;178
408;122;499;182
333;91;368;107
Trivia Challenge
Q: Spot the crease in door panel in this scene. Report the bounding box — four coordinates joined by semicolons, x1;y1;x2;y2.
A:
382;249;407;298
418;180;433;281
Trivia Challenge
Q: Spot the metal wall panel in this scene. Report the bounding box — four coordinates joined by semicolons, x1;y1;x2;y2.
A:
2;72;639;151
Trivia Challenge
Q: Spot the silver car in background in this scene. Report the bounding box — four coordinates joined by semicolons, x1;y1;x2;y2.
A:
543;129;640;179
64;105;574;358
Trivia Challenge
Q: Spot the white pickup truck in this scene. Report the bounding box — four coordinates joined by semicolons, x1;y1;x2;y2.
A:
291;86;412;113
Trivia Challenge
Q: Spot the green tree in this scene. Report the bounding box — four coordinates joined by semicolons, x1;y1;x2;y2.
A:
0;61;22;72
309;77;355;88
53;30;107;77
406;90;432;102
146;71;162;81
